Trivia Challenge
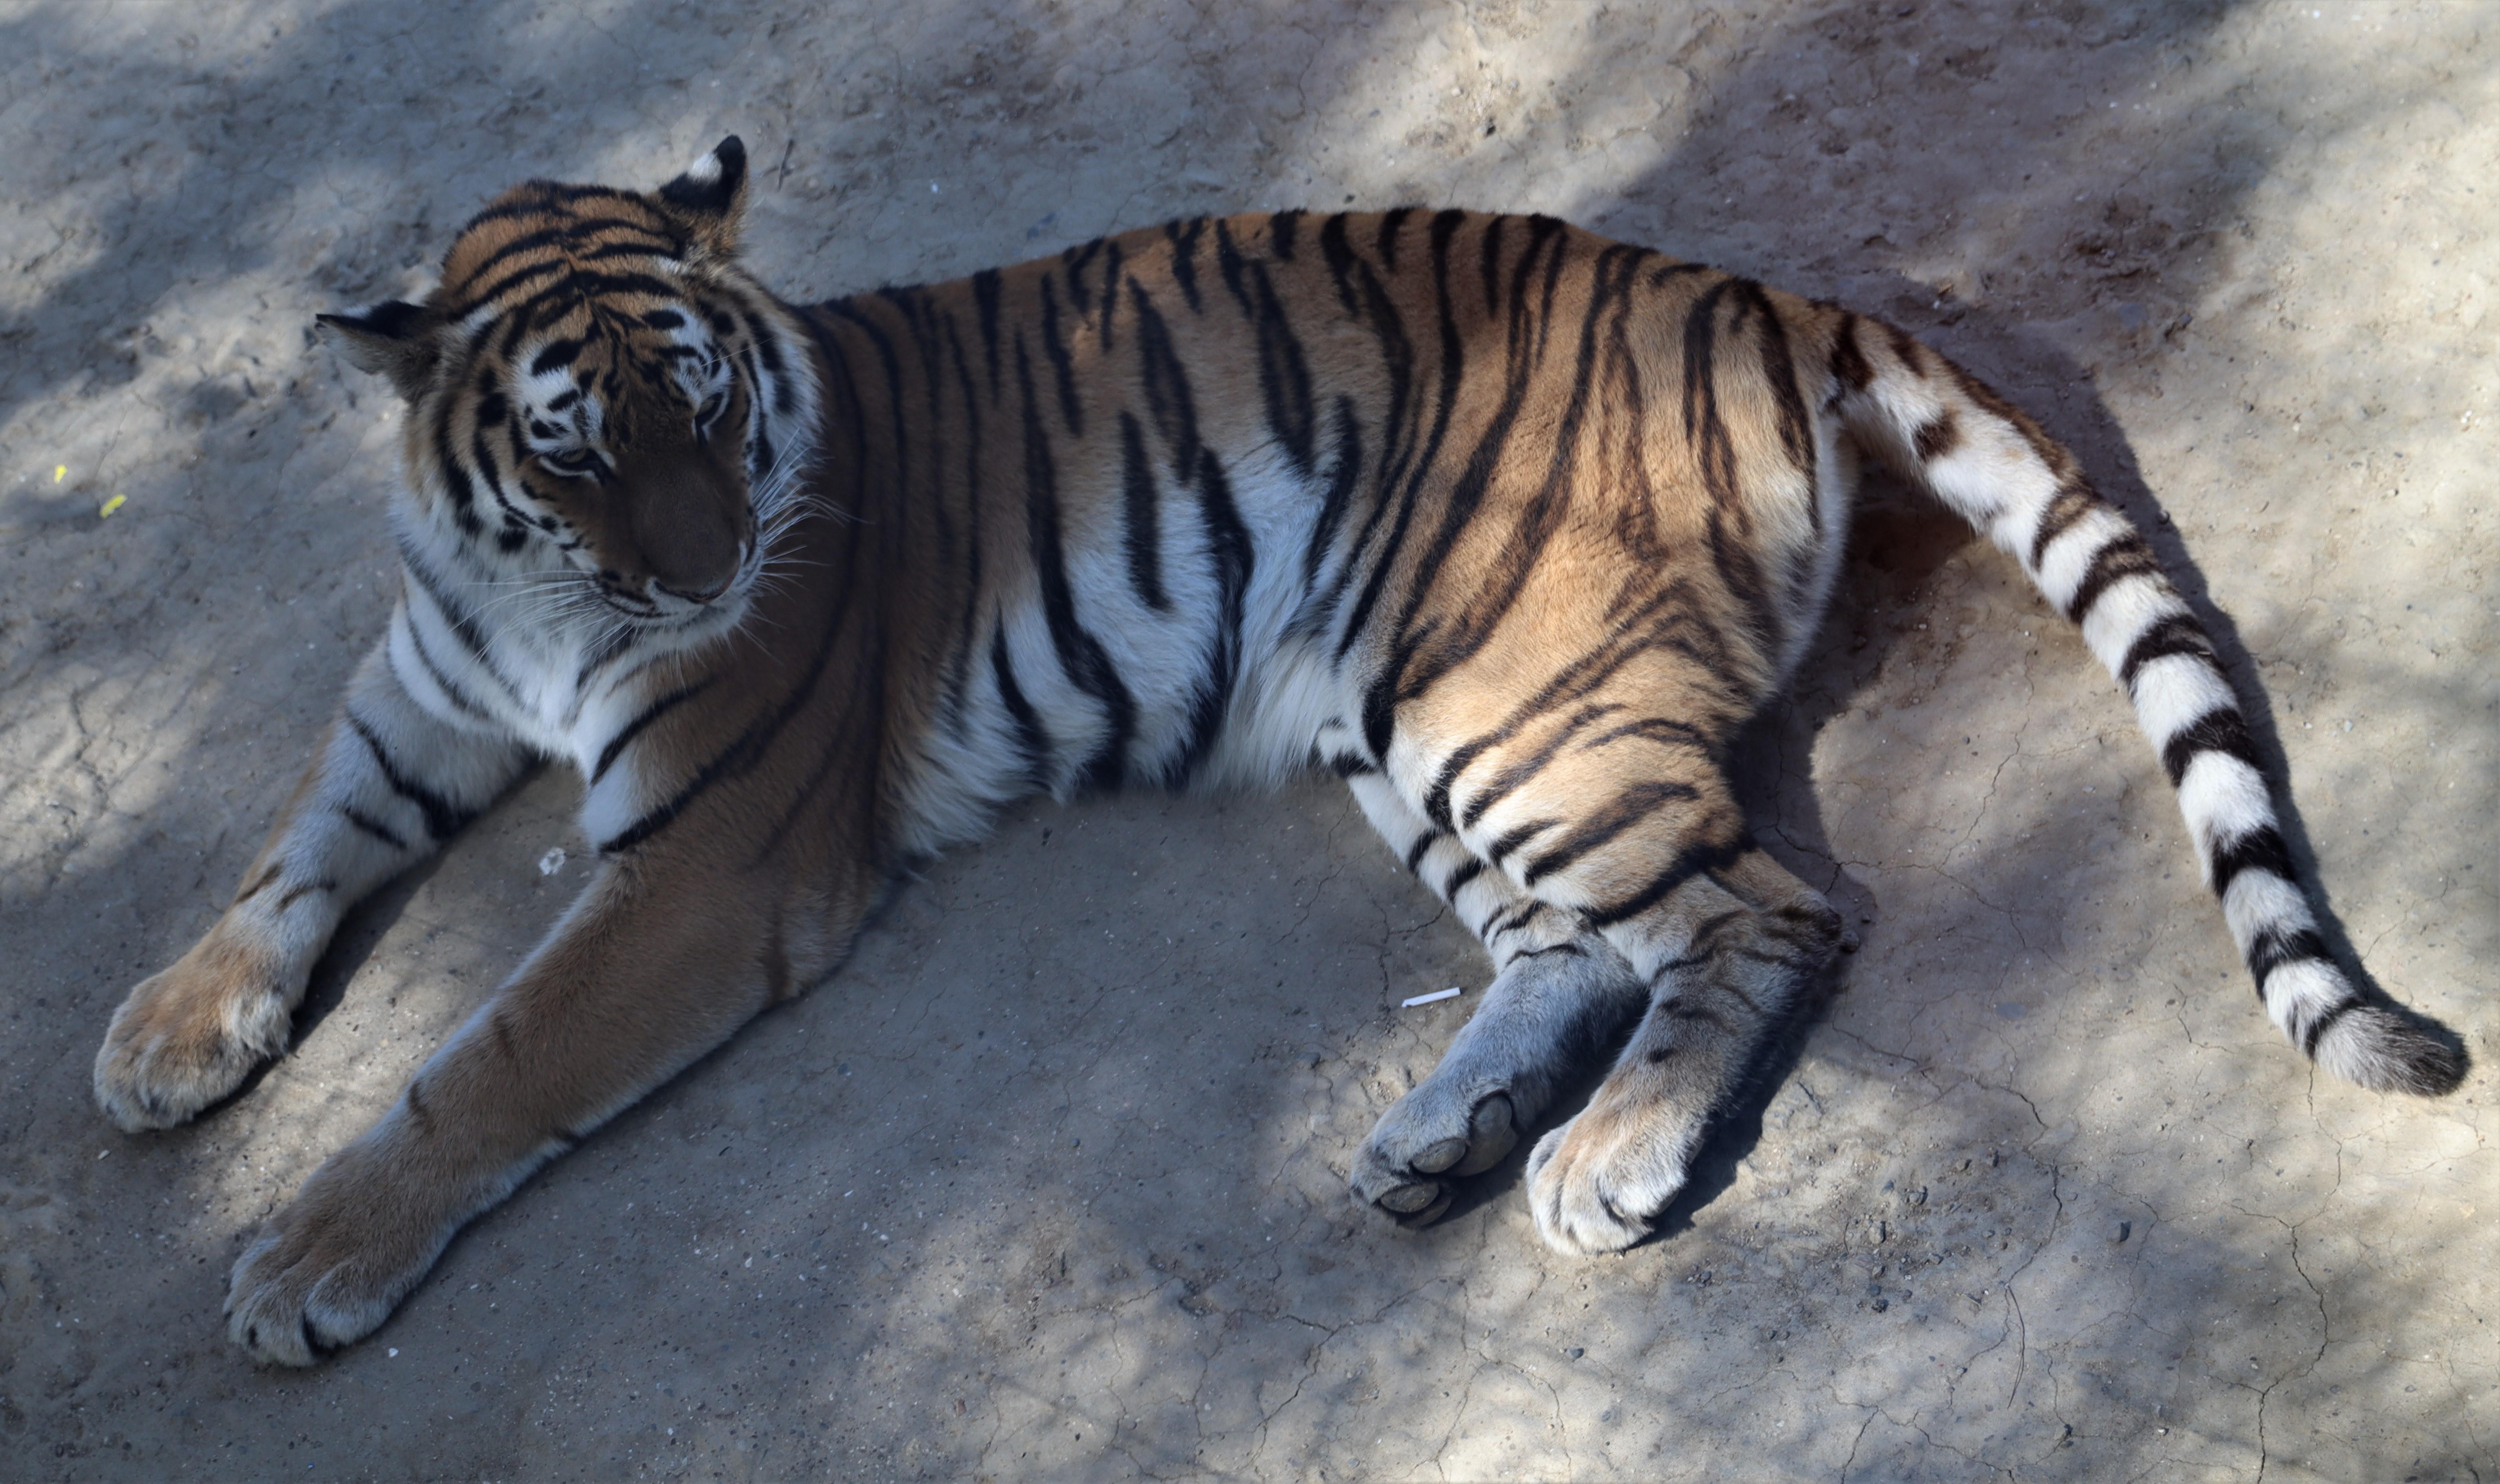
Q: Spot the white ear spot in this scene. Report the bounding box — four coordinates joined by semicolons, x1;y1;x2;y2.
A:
683;150;722;185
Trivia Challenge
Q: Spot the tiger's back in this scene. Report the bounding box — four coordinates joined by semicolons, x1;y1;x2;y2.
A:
814;211;1855;858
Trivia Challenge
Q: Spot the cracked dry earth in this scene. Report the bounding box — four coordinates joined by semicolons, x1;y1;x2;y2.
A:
2;0;2493;1479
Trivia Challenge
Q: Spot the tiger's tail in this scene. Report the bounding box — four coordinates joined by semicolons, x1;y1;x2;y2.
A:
1828;314;2465;1096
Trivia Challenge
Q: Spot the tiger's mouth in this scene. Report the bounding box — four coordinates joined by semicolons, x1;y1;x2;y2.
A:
586;541;760;626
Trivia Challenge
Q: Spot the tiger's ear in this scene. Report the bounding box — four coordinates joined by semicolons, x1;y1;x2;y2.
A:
654;135;749;261
316;300;442;401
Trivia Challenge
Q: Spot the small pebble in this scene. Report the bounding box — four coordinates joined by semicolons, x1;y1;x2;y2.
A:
1565;1347;1585;1360
2112;1220;2131;1244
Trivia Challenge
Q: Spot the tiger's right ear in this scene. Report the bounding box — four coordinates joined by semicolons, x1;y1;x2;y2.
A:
316;300;441;401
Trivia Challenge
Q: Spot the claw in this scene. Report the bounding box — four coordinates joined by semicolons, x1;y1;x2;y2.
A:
1450;1093;1516;1176
1377;1181;1441;1215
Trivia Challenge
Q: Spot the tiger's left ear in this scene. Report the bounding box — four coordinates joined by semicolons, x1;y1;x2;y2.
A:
655;135;749;261
316;299;444;402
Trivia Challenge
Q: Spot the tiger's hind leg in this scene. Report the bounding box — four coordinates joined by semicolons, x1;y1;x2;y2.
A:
1524;848;1844;1253
1342;772;1649;1226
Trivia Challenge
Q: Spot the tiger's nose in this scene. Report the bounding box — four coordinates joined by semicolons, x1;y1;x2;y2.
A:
653;552;743;606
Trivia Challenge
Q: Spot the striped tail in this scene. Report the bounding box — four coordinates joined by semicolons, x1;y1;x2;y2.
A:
1831;315;2465;1096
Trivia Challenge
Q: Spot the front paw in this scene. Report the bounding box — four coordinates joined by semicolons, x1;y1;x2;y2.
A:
1350;1088;1518;1227
1523;1102;1697;1256
226;1158;451;1366
94;942;294;1132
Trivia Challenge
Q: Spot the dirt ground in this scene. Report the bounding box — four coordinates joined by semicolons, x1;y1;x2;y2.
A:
2;0;2492;1479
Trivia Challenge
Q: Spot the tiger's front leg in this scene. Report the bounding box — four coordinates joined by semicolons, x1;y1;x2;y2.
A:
225;850;795;1365
93;636;529;1131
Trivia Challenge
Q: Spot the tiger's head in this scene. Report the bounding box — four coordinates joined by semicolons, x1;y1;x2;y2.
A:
320;136;814;638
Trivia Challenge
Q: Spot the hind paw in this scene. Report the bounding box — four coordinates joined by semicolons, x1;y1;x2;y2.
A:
1350;1086;1518;1226
1524;1101;1699;1256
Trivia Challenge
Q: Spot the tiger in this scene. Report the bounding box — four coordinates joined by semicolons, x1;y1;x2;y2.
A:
91;137;2466;1366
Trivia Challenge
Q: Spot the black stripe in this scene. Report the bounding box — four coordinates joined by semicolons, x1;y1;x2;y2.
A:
529;339;585;376
396;614;493;721
1164;217;1205;314
1390;238;1643;718
1314;251;1417;653
938;312;990;728
1300;397;1364;592
1738;280;1816;495
1457;702;1626;831
2062;533;2165;624
1829;313;1873;395
973;268;1004;401
345;713;468;841
1486;817;1556;867
1442;857;1485;897
1213;217;1253;316
1405;831;1442;875
1037;274;1085;434
2208;824;2294;898
2119;614;2214;689
1585;835;1749;929
2158;706;2262;787
234;864;282;904
1345;211;1478;749
339;807;407;852
2027;478;2099;570
1174;448;1254;780
1519;780;1703;885
1377;207;1412;272
990;627;1052;792
430;414;483;537
592;678;715;784
572;623;641;697
1486;901;1544;941
731;301;794;417
1014;333;1135;790
1913;412;1960;462
1582;716;1714;757
826;299;918;533
1246;260;1318;474
1679;279;1739;501
1097;240;1124;351
1061;238;1103;312
1118;412;1169;612
2298;997;2361;1057
1270;208;1303;261
2247;924;2332;989
1421;577;1729;829
1319;213;1360;315
1479;214;1504;317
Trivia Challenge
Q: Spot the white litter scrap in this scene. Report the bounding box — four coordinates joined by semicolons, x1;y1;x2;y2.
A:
1401;987;1463;1008
537;847;567;876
